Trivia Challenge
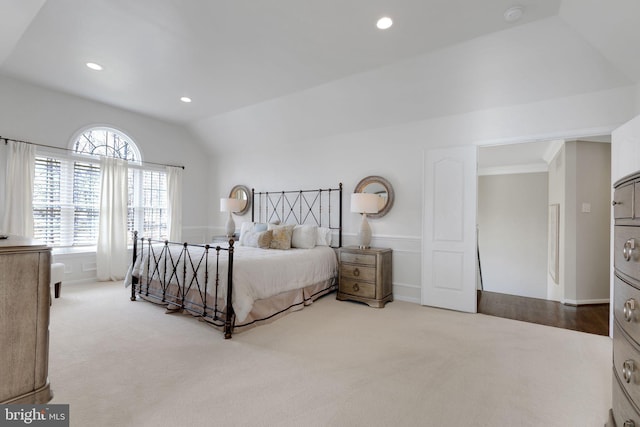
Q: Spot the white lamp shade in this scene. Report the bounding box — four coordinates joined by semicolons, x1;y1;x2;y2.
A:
351;193;380;214
220;198;244;213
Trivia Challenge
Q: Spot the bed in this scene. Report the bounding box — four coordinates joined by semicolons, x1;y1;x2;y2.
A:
125;184;342;338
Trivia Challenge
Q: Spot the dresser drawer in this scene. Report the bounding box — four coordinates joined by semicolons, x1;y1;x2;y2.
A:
615;274;640;340
340;264;376;282
615;226;640;280
340;251;376;266
613;369;640;427
614;322;640;406
339;278;376;299
615;183;634;219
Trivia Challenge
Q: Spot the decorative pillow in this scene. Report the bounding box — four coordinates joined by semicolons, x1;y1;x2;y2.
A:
268;224;295;250
242;230;273;249
292;225;317;249
239;222;268;245
316;227;332;246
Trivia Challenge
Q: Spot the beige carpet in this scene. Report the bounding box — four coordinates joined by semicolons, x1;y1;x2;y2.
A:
49;281;611;427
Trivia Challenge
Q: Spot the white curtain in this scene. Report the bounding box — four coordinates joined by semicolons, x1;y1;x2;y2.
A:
96;157;129;281
166;166;183;242
2;141;35;237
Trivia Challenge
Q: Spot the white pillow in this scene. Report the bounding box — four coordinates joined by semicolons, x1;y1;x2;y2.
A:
242;230;273;249
239;222;268;246
316;227;332;246
292;225;317;249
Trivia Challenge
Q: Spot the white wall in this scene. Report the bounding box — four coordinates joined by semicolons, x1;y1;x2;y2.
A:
204;86;637;304
574;141;611;303
193;16;640;304
477;173;548;299
612;113;640;182
0;75;211;283
545;141;611;305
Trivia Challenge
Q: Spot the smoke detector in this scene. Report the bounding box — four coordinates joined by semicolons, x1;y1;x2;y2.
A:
504;6;524;23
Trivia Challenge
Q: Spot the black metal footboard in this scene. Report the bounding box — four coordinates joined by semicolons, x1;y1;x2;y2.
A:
129;231;236;339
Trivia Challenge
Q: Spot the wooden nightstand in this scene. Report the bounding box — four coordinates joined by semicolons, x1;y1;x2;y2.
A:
337;246;392;308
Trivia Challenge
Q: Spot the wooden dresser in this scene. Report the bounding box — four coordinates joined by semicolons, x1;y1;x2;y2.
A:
610;172;640;426
337;246;392;308
0;236;52;404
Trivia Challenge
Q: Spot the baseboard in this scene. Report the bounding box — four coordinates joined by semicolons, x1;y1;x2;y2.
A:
394;295;421;304
393;282;421;304
563;298;610;306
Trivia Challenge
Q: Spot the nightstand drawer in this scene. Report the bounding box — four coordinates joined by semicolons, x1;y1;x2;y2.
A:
340;278;376;299
340;264;376;282
340;252;376;266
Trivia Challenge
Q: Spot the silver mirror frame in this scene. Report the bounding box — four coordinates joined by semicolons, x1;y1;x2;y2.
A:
229;185;251;215
354;176;394;219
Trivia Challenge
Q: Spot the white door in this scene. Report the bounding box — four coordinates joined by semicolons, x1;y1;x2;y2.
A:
422;146;477;313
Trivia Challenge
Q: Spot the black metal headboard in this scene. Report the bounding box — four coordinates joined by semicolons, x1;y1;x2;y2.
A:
251;183;343;248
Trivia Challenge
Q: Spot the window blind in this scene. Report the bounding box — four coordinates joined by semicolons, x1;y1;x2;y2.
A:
33;156;62;245
33;153;168;247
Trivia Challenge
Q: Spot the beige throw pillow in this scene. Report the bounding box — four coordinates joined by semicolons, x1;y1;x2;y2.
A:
268;224;295;249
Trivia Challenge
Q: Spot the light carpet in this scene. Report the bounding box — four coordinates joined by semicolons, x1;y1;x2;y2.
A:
49;281;611;426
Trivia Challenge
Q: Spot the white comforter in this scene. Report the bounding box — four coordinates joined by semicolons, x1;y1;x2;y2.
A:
125;244;338;322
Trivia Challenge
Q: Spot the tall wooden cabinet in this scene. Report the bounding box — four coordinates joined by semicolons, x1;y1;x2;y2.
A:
0;236;52;404
610;172;640;426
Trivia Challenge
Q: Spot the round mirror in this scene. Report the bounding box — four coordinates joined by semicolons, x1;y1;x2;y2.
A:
354;176;394;219
229;185;251;215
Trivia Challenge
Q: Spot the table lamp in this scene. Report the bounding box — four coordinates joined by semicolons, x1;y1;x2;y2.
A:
351;193;380;249
220;198;244;237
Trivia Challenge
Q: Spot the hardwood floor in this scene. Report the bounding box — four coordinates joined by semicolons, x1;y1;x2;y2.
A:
477;291;610;336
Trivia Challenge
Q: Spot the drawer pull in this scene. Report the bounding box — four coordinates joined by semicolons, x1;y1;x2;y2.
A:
624;421;636;427
353;268;360;277
352;283;360;292
613;200;622;206
623;359;635;383
624;239;636;262
624;299;637;322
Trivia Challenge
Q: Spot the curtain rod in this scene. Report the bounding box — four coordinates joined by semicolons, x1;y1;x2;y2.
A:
1;136;185;170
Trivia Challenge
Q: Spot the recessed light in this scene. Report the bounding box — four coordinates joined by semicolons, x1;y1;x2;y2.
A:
504;6;524;23
376;17;393;30
180;96;192;103
86;62;103;71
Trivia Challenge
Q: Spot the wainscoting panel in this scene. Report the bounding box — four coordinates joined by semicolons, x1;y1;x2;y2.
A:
52;251;97;285
50;230;424;301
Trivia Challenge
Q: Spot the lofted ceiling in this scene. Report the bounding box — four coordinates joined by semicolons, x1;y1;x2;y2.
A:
1;0;639;150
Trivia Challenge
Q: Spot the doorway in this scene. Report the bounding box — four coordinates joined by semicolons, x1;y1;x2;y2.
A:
476;137;611;335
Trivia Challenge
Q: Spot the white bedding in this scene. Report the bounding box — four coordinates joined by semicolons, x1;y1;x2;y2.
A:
125;244;338;323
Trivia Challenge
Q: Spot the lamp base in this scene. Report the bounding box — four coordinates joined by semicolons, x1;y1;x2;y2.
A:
225;212;235;238
358;213;372;249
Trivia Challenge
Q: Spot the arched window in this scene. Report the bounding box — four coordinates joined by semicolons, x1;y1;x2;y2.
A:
33;127;167;246
72;127;140;161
